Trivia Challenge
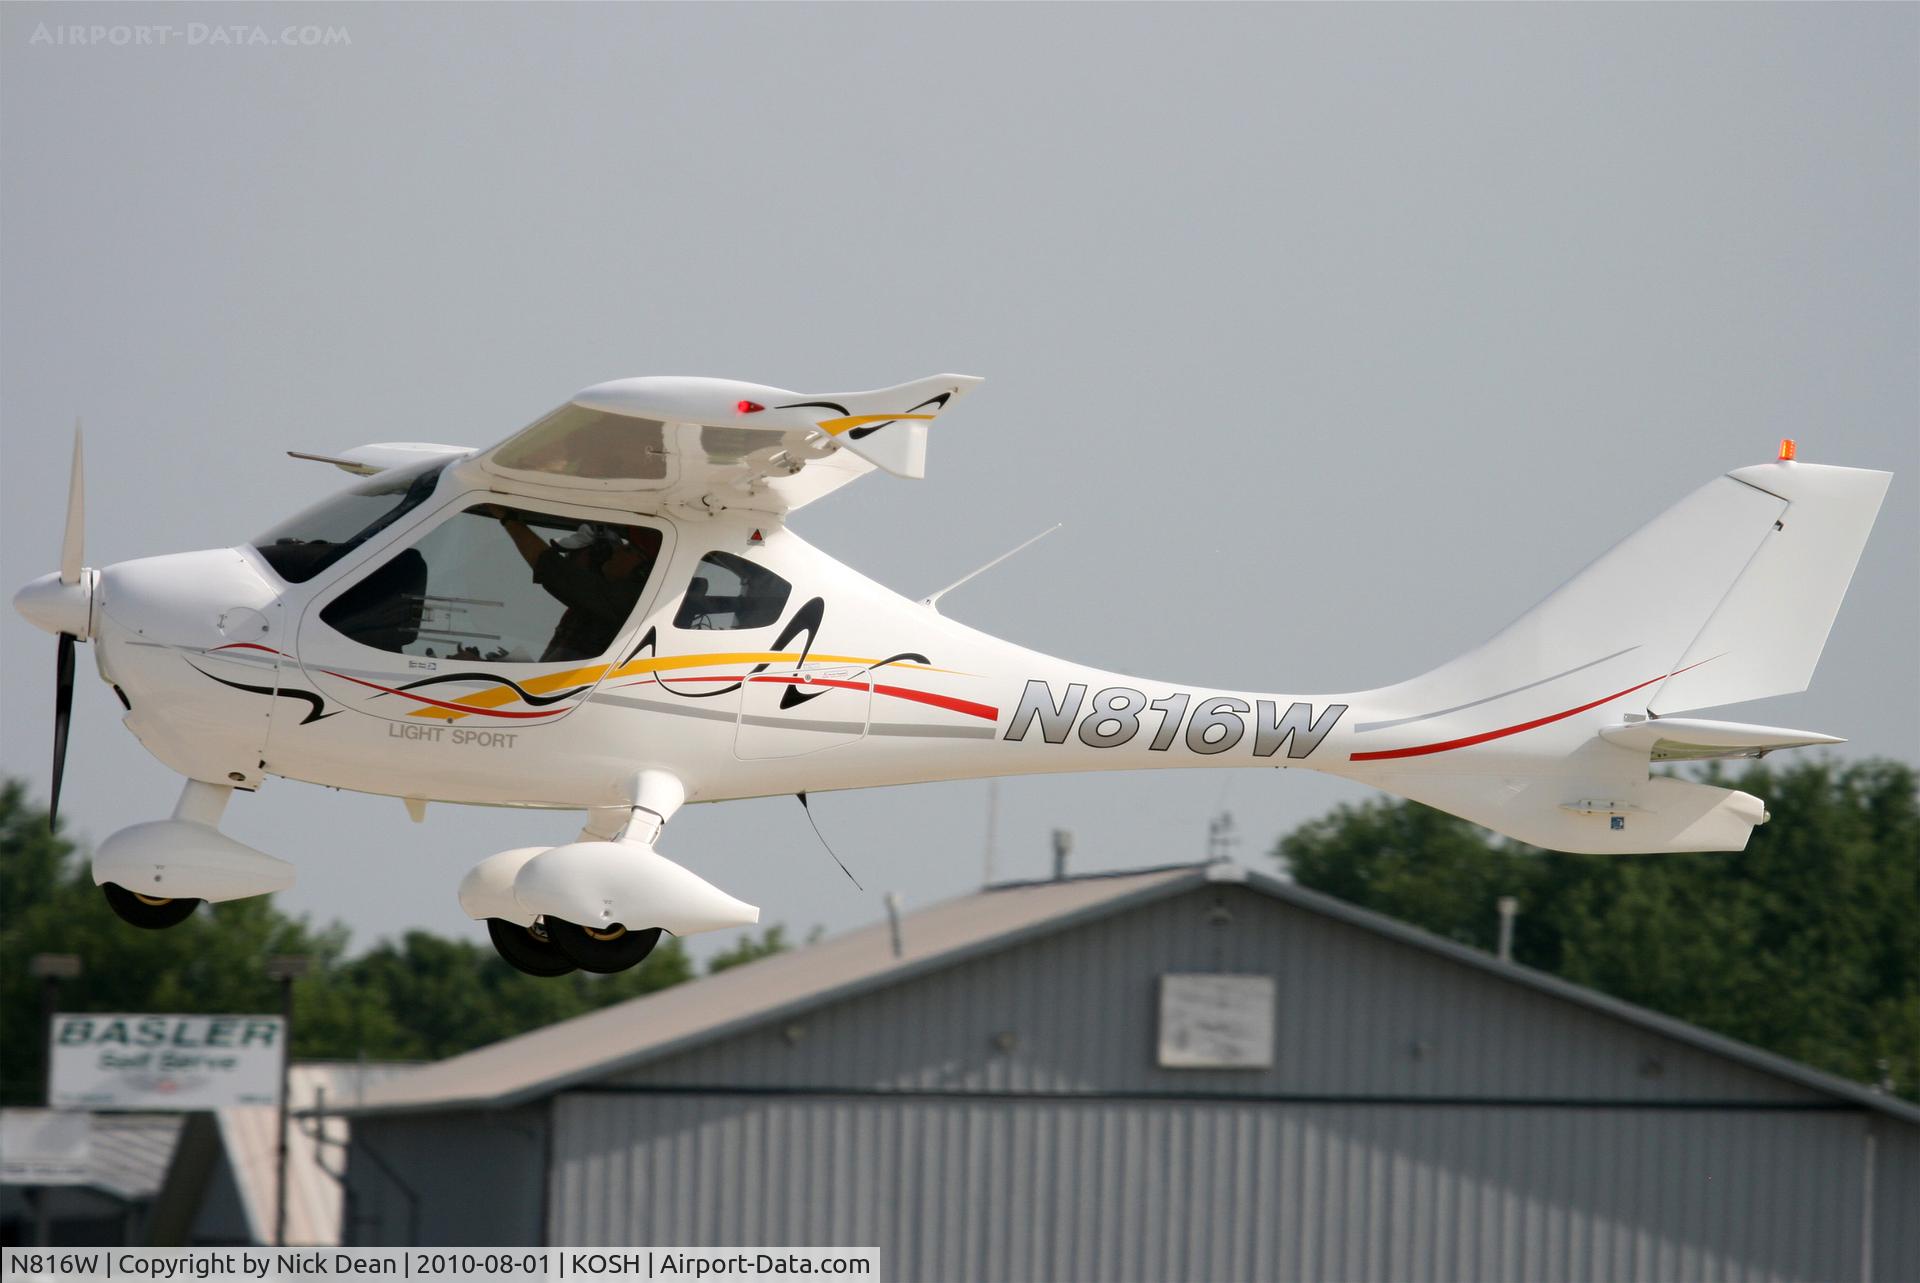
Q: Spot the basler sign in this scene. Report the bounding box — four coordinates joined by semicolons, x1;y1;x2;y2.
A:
49;1013;284;1110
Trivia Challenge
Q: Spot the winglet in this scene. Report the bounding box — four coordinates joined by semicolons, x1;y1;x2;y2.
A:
802;373;983;479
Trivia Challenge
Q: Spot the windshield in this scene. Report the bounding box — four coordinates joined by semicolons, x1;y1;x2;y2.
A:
252;460;449;583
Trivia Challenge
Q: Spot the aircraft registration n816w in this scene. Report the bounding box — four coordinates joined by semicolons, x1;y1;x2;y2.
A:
12;375;1892;976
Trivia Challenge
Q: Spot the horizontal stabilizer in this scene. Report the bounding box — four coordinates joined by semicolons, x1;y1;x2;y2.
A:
1598;717;1843;762
1374;772;1770;854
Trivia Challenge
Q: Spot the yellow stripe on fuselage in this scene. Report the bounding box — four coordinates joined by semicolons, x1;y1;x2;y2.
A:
405;650;953;720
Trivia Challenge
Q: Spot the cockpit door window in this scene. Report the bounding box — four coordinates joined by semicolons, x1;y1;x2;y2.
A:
672;551;792;631
320;503;663;663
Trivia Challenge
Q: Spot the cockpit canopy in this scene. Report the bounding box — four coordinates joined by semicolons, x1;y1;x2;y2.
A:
252;459;448;583
252;442;805;670
488;405;674;487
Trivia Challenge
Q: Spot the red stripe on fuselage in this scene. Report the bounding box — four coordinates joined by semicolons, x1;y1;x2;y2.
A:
617;672;998;722
747;674;999;722
1349;660;1713;762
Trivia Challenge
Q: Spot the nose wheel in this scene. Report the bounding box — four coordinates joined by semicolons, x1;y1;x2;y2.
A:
545;919;664;974
102;882;201;930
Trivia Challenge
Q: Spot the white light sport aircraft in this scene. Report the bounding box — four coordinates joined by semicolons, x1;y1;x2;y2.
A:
13;375;1892;976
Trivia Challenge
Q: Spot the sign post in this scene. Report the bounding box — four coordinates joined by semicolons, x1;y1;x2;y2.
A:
265;955;311;1248
29;954;82;1105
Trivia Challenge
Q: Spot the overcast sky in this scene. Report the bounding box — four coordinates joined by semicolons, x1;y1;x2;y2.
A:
3;3;1914;963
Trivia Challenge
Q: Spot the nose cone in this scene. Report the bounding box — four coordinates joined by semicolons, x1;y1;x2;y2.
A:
13;569;95;638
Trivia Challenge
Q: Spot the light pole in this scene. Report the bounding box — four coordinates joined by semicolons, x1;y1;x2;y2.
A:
265;954;311;1247
28;953;82;1248
1496;896;1519;963
30;953;82;1103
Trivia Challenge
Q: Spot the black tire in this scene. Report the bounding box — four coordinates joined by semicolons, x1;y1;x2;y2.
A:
546;919;664;974
102;882;201;930
487;918;578;977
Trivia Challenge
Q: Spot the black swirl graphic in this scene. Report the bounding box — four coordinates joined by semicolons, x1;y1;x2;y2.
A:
846;390;955;441
374;671;590;707
766;597;828;709
622;626;659;668
626;625;741;700
624;609;935;708
188;664;336;725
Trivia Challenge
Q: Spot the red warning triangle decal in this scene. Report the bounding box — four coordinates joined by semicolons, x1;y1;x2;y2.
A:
749;529;764;544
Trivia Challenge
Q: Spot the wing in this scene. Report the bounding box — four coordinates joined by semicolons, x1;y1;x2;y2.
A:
287;442;472;476
467;373;982;518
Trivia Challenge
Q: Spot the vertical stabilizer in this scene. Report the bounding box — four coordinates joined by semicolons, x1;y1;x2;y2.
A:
1650;461;1891;714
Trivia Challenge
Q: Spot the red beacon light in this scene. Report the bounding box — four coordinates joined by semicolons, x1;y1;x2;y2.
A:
1778;438;1797;462
736;400;765;415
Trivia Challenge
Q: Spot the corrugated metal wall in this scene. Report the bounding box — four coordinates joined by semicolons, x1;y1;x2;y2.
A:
614;886;1825;1104
1869;1120;1920;1280
547;1091;1884;1283
346;1106;548;1246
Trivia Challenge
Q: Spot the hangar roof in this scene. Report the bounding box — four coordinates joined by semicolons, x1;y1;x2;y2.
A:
0;1109;182;1201
340;862;1920;1126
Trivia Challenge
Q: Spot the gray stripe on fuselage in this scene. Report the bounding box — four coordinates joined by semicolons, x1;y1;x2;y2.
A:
1353;645;1641;734
592;693;734;723
870;722;996;739
591;692;991;738
132;641;278;669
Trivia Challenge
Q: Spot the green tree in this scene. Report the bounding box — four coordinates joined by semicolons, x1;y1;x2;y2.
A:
1276;794;1534;952
1274;758;1920;1100
706;924;794;975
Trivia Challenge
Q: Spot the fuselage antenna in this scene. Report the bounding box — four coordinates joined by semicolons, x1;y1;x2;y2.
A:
921;523;1063;613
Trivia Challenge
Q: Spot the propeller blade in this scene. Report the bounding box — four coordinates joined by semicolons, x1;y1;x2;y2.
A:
51;631;75;831
60;421;85;586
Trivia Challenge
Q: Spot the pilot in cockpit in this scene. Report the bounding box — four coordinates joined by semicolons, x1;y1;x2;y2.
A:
496;513;657;662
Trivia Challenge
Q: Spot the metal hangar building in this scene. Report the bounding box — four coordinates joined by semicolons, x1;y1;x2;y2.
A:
337;863;1919;1282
